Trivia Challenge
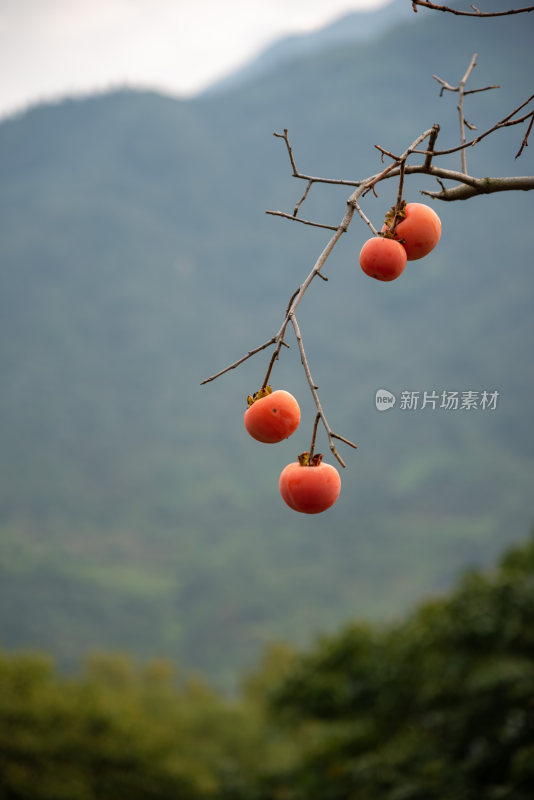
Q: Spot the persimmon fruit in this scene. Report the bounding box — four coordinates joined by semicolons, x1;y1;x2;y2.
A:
359;236;407;281
279;453;341;514
244;386;300;443
383;202;441;261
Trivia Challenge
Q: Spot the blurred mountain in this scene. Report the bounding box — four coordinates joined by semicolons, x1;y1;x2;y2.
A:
0;0;533;689
204;0;412;95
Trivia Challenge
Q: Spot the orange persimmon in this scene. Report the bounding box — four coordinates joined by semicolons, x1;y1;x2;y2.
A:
244;387;300;443
359;236;407;281
383;202;441;260
279;454;341;514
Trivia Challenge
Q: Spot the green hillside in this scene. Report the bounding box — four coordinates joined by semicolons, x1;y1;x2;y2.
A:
1;530;533;799
0;3;533;688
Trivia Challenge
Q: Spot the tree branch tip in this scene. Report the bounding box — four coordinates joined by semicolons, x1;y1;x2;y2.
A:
412;1;534;16
331;433;358;450
266;209;338;231
331;447;347;469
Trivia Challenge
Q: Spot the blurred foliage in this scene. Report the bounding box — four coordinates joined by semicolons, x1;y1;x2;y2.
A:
260;530;534;799
1;531;533;798
0;647;293;800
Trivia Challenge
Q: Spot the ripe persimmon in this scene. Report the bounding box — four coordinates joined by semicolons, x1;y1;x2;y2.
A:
359;236;407;281
383;202;441;260
279;453;341;514
244;386;300;443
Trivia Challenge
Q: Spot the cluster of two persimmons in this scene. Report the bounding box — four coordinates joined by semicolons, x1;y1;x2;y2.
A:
245;202;442;514
244;387;338;514
359;201;442;280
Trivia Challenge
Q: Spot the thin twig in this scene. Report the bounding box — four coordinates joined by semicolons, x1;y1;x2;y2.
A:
355;126;439;233
424;124;440;169
362;159;400;196
294;180;314;216
200;338;277;385
433;54;482;174
273;129;363;187
412;1;534;16
414;93;534;158
515;112;534;159
375;144;399;161
459;54;477;173
265;210;339;231
290;311;357;468
463;117;477;132
309;413;321;461
351;196;380;236
273;129;298;175
260;336;290;391
464;85;500;96
390;159;407;234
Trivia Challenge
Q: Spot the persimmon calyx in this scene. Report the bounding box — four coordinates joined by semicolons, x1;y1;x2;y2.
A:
297;452;324;467
247;384;273;406
380;229;406;244
383;199;407;231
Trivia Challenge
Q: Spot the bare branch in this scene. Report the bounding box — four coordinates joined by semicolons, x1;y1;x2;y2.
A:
413;93;534;158
356;126;440;234
459;54;477;173
200;337;278;385
433;54;500;173
389;163;478;188
204;44;534;477
412;1;534;16
273;129;298;176
290;311;357;468
294;180;313;216
273;129;363;187
423;124;440;169
422;174;534;200
515;112;534;158
203;147;532;388
308;412;321;461
375;144;399;161
350;195;380;236
463;117;477;131
464;85;500;96
368;162;534;198
265;210;339;231
390;159;407;233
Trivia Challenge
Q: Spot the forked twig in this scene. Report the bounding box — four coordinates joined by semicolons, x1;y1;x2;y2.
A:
433;54;500;174
414;93;534;159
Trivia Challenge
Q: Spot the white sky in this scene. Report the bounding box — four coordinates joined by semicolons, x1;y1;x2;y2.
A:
0;0;388;119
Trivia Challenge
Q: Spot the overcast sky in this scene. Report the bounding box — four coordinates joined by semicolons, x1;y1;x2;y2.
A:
0;0;388;119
